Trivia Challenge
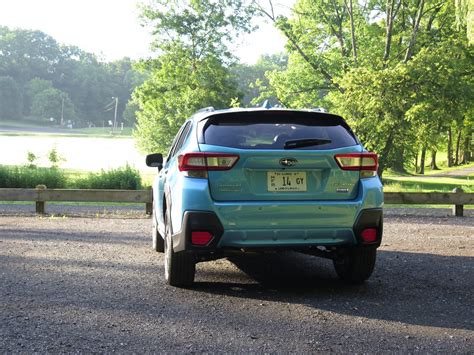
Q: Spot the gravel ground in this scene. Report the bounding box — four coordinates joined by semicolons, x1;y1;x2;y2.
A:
1;209;473;353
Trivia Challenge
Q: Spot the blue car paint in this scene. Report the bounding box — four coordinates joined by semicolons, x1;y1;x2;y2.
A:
151;109;383;249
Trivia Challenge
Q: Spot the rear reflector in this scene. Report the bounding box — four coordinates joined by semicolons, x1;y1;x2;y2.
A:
360;228;377;243
334;152;378;178
191;231;213;246
179;153;239;172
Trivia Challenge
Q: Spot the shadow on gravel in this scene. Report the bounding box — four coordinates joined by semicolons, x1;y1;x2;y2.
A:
192;250;473;331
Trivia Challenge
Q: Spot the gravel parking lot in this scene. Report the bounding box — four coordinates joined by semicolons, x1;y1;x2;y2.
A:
1;209;473;352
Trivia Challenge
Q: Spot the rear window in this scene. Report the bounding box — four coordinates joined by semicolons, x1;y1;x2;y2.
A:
201;112;358;150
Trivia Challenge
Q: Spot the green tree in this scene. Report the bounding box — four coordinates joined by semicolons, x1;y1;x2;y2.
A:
232;53;288;106
133;0;255;153
123;101;140;125
256;0;473;175
31;88;75;122
0;76;22;119
24;78;53;116
456;0;474;43
0;26;145;126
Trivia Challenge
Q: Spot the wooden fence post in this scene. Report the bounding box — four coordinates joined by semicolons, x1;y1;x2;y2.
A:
35;185;47;215
452;187;464;217
146;202;153;215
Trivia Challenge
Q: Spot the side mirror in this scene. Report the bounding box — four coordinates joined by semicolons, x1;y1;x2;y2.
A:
146;153;163;170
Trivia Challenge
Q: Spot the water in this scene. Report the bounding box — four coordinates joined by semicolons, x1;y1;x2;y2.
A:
0;135;148;171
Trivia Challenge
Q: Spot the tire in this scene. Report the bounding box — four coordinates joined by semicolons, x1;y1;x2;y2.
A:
333;247;376;284
152;212;164;252
164;210;195;287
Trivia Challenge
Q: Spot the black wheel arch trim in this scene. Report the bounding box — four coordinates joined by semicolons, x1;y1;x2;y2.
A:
353;208;383;247
171;211;224;253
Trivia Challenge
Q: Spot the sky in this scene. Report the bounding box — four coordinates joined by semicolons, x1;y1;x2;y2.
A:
0;0;295;64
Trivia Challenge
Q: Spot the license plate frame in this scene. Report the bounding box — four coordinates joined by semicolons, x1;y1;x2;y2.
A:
267;171;307;192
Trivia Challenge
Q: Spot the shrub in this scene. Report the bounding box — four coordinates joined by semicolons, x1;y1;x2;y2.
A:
73;164;142;190
0;165;67;188
48;147;66;168
26;151;38;168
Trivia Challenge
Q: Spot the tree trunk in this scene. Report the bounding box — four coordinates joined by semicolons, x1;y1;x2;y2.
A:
383;0;396;63
377;131;395;178
430;150;439;170
392;148;405;173
419;147;426;174
404;0;425;63
414;150;419;173
455;130;462;165
462;129;472;163
447;127;453;167
346;0;358;64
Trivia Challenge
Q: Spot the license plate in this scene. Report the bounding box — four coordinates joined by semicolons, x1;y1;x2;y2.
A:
267;171;307;192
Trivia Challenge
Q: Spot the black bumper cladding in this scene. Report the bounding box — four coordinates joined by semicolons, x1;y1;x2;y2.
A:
353;208;383;247
172;211;224;253
172;208;383;252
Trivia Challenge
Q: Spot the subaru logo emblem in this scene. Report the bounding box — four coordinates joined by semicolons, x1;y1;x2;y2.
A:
279;158;298;167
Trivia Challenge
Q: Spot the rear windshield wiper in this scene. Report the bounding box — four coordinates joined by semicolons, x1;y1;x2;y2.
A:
284;138;332;149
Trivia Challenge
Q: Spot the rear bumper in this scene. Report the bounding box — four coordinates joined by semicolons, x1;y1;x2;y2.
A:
172;208;383;252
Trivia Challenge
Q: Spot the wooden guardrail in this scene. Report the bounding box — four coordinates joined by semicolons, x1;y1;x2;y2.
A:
0;187;472;216
383;188;472;216
0;187;153;215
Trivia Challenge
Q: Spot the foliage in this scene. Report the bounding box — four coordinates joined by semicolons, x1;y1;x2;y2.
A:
31;88;75;122
73;165;142;190
255;0;473;176
133;47;241;153
26;151;38;168
232;53;288;106
133;0;256;153
48;147;66;168
0;165;67;188
0;26;146;126
455;0;474;43
0;76;22;119
0;164;142;190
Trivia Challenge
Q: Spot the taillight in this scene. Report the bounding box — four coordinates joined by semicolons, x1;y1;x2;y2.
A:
334;152;378;178
178;152;239;177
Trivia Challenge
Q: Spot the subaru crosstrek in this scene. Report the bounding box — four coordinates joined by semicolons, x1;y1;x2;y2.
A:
146;107;383;287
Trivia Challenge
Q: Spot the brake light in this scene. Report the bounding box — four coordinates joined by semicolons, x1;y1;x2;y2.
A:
334;153;378;178
178;153;239;172
360;228;377;243
191;231;213;246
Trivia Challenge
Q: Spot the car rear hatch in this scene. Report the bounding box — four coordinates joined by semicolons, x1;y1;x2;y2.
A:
195;110;368;202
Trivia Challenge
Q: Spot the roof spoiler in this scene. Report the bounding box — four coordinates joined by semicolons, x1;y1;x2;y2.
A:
194;106;215;114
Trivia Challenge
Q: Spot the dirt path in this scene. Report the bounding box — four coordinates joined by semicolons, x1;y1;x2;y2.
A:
426;165;474;177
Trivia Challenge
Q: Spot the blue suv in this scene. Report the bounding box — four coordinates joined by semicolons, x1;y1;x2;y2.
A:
146;107;383;287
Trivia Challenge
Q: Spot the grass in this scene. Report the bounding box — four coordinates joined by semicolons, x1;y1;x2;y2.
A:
68;127;133;136
383;175;474;193
383;152;474;192
0;119;133;138
0;119;49;128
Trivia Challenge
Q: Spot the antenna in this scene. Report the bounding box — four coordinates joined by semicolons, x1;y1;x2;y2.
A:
261;100;272;109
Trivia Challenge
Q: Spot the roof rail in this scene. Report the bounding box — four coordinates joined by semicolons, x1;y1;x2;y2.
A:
195;106;215;114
